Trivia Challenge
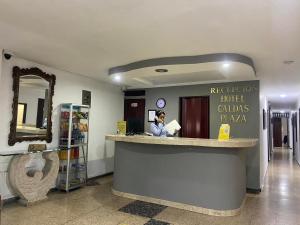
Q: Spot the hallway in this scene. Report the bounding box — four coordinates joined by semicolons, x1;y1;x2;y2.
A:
248;147;300;225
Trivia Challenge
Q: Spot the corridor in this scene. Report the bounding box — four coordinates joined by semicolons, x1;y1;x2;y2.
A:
242;147;300;225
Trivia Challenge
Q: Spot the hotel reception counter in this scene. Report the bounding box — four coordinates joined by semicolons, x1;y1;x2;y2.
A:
106;135;258;216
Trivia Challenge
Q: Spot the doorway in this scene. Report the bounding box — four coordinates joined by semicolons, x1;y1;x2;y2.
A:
17;103;27;125
124;99;145;134
36;98;45;128
292;113;297;155
267;106;272;161
180;96;209;138
273;118;282;147
272;113;290;148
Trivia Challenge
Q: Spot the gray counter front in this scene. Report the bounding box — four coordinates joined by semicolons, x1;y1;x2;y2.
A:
106;135;257;216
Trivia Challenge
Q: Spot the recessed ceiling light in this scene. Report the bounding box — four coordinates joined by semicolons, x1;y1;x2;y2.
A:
283;60;295;64
222;62;230;68
113;74;121;82
155;69;168;73
280;94;286;98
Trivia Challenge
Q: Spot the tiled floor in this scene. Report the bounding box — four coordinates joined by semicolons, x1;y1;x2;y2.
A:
1;147;300;225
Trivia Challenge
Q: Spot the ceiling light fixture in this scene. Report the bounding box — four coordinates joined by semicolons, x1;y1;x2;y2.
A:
280;94;286;98
113;74;121;82
155;69;168;73
222;62;230;68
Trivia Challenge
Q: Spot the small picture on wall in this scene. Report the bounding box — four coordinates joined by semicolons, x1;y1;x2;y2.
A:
148;110;156;122
299;108;300;140
263;109;266;130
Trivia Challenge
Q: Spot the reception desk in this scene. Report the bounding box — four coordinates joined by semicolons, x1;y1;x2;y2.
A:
106;135;257;216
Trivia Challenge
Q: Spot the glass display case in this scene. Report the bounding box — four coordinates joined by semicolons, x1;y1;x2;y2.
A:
57;103;90;191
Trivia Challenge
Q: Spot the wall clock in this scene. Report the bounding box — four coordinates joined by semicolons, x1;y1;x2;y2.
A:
156;98;166;109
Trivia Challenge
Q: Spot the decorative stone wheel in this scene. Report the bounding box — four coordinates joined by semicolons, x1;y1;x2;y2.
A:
8;151;59;205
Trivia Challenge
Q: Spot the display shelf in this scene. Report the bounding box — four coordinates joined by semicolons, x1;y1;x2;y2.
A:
59;143;88;148
59;169;85;174
57;103;90;192
58;182;85;191
59;171;84;175
58;157;85;161
60;118;88;120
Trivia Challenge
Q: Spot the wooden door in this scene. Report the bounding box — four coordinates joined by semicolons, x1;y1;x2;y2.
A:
124;99;145;134
267;107;272;161
180;96;209;138
292;114;296;155
273;117;282;147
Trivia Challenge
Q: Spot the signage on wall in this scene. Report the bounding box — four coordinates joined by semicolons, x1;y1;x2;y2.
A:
131;102;138;107
82;90;91;106
210;86;258;124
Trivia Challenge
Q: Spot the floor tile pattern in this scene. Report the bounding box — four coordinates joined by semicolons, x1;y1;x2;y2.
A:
1;148;300;225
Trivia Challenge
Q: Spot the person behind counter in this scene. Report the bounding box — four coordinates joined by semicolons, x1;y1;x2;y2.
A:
150;110;177;137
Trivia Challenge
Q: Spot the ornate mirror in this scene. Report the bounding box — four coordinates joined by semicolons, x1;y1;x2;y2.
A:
8;67;56;146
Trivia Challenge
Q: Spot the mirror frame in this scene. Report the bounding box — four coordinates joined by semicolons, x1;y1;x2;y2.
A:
8;66;56;146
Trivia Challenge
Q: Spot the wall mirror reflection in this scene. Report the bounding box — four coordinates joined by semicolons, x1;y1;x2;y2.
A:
17;76;49;136
9;67;56;146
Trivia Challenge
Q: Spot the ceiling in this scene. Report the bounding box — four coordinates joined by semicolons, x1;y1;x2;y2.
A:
113;61;256;88
0;0;299;107
20;76;49;89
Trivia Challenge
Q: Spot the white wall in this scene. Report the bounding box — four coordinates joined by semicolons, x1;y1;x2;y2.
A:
0;55;123;199
295;100;300;165
260;95;268;190
289;116;293;148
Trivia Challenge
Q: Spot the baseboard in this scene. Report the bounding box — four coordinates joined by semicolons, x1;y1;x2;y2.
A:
2;196;19;206
2;173;114;203
1;157;115;200
246;188;261;194
88;172;113;180
87;157;114;178
112;188;246;217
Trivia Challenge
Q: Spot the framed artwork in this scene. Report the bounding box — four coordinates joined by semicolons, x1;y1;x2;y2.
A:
263;109;266;130
299;109;300;142
296;112;298;142
148;110;156;122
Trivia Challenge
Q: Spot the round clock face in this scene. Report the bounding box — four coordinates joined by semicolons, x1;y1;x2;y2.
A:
156;98;166;109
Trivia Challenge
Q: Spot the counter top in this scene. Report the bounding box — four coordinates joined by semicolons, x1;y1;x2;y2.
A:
106;135;258;148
